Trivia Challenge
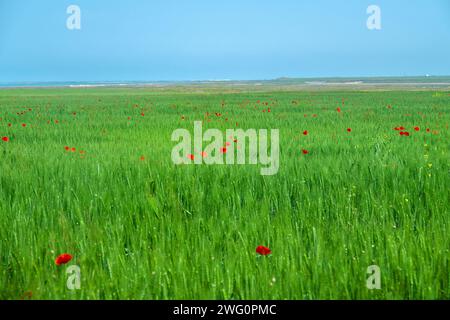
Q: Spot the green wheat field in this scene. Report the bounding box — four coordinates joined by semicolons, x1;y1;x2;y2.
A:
0;87;449;299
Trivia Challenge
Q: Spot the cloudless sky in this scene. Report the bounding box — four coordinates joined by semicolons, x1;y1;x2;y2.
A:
0;0;449;82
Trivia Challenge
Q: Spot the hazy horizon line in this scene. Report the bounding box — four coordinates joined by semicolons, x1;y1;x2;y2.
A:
1;74;450;86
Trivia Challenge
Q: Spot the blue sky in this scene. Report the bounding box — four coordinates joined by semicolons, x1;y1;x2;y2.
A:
0;0;449;82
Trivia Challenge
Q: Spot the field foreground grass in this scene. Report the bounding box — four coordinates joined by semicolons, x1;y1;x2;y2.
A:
0;88;449;299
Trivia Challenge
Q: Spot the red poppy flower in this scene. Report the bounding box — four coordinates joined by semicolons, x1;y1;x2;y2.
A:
2;136;9;142
303;130;308;136
7;123;12;127
347;128;352;132
267;108;271;113
141;113;145;116
64;146;70;151
71;147;76;152
225;142;231;146
302;149;309;155
414;126;420;131
139;155;145;161
337;107;341;113
55;253;72;266
201;151;207;158
256;245;272;256
426;128;430;132
187;154;194;160
400;131;410;136
20;291;33;300
399;126;405;130
220;147;227;154
22;123;26;127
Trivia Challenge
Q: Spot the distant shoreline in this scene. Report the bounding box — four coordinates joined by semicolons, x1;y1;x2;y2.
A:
1;77;450;90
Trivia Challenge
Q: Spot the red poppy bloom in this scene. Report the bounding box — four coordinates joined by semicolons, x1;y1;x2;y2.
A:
303;130;308;136
201;151;207;158
347;128;352;132
7;123;12;127
187;154;194;160
71;147;76;152
141;113;145;116
64;146;70;151
267;108;271;113
399;126;405;130
139;155;145;161
414;126;420;131
302;149;309;155
400;131;410;136
256;245;272;256
20;291;33;300
225;142;231;146
55;253;72;266
426;128;430;132
220;147;227;154
2;136;9;142
337;107;341;113
22;123;26;127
